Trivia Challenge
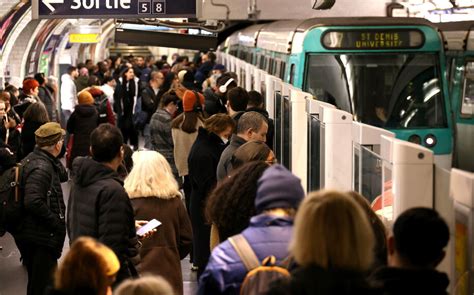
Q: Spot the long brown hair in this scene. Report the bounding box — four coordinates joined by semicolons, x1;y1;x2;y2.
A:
171;111;206;133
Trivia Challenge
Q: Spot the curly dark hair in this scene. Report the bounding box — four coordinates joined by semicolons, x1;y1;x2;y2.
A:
206;161;269;243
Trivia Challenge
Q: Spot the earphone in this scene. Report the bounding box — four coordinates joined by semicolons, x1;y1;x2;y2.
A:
219;78;235;93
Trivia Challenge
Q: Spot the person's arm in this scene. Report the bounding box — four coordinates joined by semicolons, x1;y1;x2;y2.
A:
177;199;192;259
105;100;116;125
23;164;62;231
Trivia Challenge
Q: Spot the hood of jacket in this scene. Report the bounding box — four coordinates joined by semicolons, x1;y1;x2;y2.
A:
370;266;449;294
72;157;122;187
73;104;97;118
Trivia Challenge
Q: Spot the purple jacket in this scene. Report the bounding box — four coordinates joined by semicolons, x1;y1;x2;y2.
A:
198;213;294;295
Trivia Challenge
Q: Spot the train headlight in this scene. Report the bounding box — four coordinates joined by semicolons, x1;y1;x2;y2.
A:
408;134;421;145
424;134;437;148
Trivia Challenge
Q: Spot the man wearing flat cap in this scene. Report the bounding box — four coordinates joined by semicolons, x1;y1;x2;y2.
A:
13;122;68;295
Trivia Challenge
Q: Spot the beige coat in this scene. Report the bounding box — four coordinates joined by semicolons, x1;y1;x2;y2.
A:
171;120;204;177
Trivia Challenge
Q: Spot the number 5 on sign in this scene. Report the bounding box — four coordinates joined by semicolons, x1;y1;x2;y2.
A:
138;0;151;14
153;0;165;14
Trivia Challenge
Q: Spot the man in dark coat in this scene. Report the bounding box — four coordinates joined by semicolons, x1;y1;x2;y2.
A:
67;124;140;284
13;122;67;295
141;71;164;149
370;207;450;295
216;111;268;180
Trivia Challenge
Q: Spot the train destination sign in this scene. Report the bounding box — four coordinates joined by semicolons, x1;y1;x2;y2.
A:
322;29;424;50
32;0;196;19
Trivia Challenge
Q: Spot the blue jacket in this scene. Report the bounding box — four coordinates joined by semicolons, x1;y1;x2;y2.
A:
198;214;294;295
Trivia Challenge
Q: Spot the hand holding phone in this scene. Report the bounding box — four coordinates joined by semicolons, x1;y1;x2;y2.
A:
136;219;161;237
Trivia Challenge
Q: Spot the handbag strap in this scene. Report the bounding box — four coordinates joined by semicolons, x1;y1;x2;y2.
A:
229;234;260;271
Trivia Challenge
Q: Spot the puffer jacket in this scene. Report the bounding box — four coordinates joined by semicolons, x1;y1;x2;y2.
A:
66;104;98;168
67;157;139;272
14;147;68;258
198;214;294;295
150;109;176;175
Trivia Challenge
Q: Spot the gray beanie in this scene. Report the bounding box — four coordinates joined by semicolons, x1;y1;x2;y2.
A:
255;164;305;212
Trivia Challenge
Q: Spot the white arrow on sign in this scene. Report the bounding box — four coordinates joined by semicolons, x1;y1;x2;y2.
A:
42;0;64;12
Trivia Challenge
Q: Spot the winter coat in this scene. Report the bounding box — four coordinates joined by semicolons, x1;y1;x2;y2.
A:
369;266;449;295
114;77;140;119
38;86;55;122
66;105;98;168
203;88;226;116
150;109;177;175
14;147;68;259
198;214;294;295
246;107;275;150
67;157;139;281
188;127;227;272
141;86;161;124
267;265;381;295
216;134;246;180
171;119;204;177
74;76;89;93
20;120;44;160
131;196;193;294
195;61;214;85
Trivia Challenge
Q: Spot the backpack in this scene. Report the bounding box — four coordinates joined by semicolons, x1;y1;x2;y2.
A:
94;95;109;124
229;234;290;295
133;96;148;131
0;158;29;236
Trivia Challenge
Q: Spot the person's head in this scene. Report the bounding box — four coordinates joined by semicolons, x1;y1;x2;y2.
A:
0;100;6;120
201;54;209;63
79;67;89;77
150;71;165;89
207;52;216;63
103;76;116;88
388;207;449;268
227;87;249;114
67;66;79;78
216;74;237;95
236;111;268;142
204;113;235;142
5;84;19;102
135;56;145;67
98;61;108;72
162;71;177;92
212;64;226;77
78;90;95;105
34;73;46;86
0;91;10;112
55;237;120;295
22;78;40;96
206;161;269;241
24;102;49;123
115;276;174;295
160;92;179;115
290;190;375;271
248;90;264;109
255;164;304;214
90;124;124;168
182;90;204;113
122;67;135;81
88;75;100;87
231;141;275;170
124;151;180;199
34;122;65;157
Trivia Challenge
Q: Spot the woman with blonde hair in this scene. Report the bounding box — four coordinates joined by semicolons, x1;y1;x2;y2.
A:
51;237;119;295
115;276;174;295
268;190;380;295
124;151;192;295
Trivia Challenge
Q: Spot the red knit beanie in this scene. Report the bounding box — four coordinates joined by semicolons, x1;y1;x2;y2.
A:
23;79;40;94
182;90;204;112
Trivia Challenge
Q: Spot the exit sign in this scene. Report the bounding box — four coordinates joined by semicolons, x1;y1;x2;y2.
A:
32;0;197;19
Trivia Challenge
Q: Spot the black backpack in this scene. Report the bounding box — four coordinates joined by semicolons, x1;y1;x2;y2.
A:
94;95;109;124
229;234;290;295
0;158;29;236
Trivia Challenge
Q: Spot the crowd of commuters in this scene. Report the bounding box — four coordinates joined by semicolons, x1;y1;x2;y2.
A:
0;51;451;295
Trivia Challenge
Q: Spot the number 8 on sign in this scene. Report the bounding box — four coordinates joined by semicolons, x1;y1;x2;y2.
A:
153;0;166;14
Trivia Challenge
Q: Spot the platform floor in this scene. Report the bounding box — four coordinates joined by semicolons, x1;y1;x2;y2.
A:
0;180;198;295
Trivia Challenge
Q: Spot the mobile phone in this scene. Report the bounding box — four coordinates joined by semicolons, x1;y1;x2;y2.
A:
136;219;161;236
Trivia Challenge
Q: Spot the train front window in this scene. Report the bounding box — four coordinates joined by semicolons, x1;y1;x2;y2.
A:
304;54;447;129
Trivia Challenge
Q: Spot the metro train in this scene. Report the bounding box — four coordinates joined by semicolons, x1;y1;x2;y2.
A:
218;17;473;172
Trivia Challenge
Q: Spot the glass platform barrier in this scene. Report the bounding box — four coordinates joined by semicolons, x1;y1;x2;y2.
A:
265;75;282;120
450;169;474;295
377;135;434;224
352;122;394;205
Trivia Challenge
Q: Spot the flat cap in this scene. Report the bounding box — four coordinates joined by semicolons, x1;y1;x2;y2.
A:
35;122;65;147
